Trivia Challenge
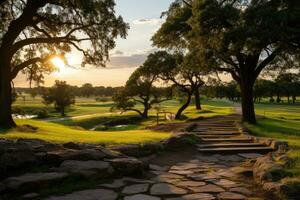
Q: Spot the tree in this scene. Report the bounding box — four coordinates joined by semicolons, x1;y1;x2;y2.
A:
275;72;300;104
155;0;300;124
80;83;94;98
0;0;128;128
145;51;207;119
29;87;38;100
113;62;171;118
42;81;75;117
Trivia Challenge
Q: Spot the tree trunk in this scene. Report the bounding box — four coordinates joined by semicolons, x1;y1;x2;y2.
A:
0;63;16;128
175;92;192;120
276;92;281;103
194;88;202;110
240;80;256;124
142;107;149;118
292;96;296;104
61;107;65;117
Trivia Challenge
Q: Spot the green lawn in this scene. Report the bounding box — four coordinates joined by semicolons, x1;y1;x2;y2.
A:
0;119;170;145
245;103;300;183
4;97;234;145
13;96;115;118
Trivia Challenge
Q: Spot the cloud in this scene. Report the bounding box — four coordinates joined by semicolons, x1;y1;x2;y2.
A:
107;49;157;69
133;18;163;26
112;50;124;56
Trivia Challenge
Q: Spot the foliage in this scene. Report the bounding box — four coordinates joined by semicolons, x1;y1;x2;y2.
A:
153;0;300;124
0;0;128;127
112;56;172;118
42;80;75;116
80;83;94;97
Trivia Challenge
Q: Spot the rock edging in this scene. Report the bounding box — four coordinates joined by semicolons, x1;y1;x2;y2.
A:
235;121;299;199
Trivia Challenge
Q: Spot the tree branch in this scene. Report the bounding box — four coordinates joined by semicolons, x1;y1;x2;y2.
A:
216;67;241;82
11;55;55;79
254;47;282;78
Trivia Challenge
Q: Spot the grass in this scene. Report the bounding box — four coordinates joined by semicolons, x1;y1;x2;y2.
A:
245;103;300;183
13;95;114;118
0;119;170;145
3;97;235;145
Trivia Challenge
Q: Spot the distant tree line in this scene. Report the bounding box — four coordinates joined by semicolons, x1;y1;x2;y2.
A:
15;85;124;99
202;72;300;104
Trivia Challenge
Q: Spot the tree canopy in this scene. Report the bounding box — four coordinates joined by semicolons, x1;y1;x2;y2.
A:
153;0;300;124
113;61;171;118
42;80;75;117
0;0;128;128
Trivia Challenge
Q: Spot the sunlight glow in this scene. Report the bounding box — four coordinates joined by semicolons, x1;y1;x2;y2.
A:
51;57;66;72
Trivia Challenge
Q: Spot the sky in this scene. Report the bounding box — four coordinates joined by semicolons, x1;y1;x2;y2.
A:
14;0;174;88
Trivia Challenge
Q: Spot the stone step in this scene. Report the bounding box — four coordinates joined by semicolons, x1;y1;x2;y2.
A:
201;138;253;143
197;143;265;148
196;134;240;138
195;125;235;127
194;131;240;135
198;146;273;153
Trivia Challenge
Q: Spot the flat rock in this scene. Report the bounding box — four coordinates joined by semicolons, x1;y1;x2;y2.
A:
170;163;201;171
122;177;154;184
100;179;125;189
154;173;184;182
213;179;239;188
109;157;144;175
175;180;206;188
45;189;117;200
47;149;106;163
124;194;160;200
190;184;225;193
169;170;194;175
218;192;246;200
150;183;188;195
149;164;168;172
5;172;68;191
59;160;111;178
122;184;149;194
166;193;216;200
238;153;263;159
229;187;252;196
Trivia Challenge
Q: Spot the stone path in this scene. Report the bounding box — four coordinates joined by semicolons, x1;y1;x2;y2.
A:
41;115;271;200
43;153;266;200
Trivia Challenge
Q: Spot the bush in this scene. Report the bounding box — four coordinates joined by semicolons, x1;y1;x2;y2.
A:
94;125;108;131
95;97;111;102
12;107;26;115
36;110;50;119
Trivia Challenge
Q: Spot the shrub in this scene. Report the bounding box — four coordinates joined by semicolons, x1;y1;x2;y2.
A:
36;110;50;119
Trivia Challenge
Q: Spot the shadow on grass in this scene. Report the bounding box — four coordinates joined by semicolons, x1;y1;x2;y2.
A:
77;103;115;108
254;118;300;137
55;114;144;131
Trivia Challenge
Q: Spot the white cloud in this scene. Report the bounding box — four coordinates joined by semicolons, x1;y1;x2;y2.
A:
133;18;163;26
107;49;157;69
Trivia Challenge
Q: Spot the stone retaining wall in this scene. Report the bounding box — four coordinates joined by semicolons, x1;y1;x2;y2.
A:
235;121;299;199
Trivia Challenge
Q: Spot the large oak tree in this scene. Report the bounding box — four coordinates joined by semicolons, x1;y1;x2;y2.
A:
155;0;300;124
0;0;128;128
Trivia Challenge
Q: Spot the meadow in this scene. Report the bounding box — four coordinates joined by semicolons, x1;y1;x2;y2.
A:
1;96;234;145
247;103;300;182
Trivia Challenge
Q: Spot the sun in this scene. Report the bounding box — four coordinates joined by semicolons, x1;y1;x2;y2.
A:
51;57;66;72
